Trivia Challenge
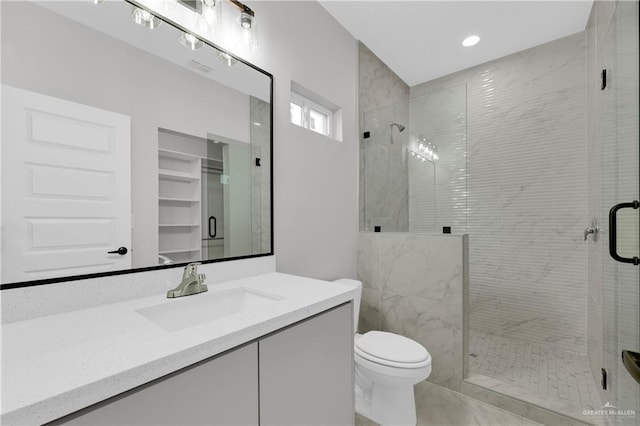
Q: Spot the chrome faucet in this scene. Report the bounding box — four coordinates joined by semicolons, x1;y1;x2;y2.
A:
167;262;208;298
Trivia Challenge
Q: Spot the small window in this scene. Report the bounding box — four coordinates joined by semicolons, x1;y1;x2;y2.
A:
290;101;303;127
290;81;342;141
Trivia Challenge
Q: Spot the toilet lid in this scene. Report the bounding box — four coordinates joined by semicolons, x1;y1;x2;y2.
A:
355;331;430;365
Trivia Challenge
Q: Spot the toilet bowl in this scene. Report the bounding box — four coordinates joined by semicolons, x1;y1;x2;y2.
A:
333;279;432;426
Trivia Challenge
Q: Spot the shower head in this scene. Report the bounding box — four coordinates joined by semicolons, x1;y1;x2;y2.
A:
388;122;405;145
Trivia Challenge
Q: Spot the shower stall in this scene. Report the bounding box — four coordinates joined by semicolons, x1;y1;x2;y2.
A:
359;0;639;422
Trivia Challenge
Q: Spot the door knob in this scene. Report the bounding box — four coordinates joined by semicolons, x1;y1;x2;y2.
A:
107;246;128;255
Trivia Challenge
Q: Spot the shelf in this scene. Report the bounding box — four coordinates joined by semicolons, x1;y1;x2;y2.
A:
159;224;200;227
159;197;200;203
159;247;201;254
158;170;199;182
158;149;201;161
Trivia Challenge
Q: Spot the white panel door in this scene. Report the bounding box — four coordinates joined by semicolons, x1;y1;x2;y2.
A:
2;85;131;283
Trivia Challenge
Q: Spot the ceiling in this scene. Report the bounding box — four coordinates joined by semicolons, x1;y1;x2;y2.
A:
319;1;593;86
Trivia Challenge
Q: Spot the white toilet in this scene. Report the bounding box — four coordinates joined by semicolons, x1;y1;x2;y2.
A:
333;279;432;426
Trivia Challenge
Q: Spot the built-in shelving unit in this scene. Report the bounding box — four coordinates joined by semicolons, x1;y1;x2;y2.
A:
158;149;202;264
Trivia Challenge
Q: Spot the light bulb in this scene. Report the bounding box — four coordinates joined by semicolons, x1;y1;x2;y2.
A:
234;12;258;54
240;12;253;29
197;0;218;34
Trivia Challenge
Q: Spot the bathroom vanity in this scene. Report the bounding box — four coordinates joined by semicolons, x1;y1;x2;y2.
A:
1;273;356;425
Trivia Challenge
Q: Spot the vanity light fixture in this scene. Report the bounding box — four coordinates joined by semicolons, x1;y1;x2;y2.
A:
462;35;480;47
131;6;162;29
231;0;258;53
179;32;205;50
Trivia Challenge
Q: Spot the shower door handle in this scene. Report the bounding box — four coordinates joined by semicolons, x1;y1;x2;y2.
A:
208;216;217;239
608;200;639;265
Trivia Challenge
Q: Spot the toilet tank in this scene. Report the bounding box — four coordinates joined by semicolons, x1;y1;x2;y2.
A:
332;279;362;334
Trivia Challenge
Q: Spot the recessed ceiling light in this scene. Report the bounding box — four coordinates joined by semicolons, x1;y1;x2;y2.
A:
462;35;480;47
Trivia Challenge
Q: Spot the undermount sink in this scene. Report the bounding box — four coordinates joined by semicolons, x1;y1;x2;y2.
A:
137;287;284;332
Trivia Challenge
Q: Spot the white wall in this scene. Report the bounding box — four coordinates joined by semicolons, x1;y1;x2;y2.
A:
248;1;359;280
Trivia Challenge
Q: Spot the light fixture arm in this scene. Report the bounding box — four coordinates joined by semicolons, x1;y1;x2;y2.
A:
227;0;254;17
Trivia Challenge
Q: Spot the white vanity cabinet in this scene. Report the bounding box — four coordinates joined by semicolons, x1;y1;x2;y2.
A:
259;302;354;425
50;303;353;426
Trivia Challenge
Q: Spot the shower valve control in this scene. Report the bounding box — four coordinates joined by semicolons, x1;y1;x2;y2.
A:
584;219;599;242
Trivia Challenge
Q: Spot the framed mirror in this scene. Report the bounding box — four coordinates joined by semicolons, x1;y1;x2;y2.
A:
1;0;273;288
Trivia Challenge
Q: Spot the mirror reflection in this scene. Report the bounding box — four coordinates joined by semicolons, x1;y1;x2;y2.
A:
1;0;272;284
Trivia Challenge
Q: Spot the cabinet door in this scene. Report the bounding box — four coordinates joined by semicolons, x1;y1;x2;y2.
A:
52;343;258;426
259;303;354;426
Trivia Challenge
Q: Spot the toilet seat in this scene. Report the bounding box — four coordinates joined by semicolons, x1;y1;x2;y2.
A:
355;331;431;369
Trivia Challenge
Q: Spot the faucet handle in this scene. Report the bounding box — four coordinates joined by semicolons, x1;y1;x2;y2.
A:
183;262;201;277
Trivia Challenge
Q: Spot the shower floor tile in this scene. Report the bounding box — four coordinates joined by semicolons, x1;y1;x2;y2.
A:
469;330;602;415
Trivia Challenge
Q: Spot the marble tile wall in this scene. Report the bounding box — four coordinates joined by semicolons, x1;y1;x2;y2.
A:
359;43;410;232
357;232;467;391
411;32;589;354
249;96;271;255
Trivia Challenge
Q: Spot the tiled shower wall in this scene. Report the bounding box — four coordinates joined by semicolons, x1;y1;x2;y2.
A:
411;33;589;354
359;43;410;232
357;233;468;391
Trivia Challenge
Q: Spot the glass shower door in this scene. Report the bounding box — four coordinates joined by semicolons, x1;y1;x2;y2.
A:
600;0;640;421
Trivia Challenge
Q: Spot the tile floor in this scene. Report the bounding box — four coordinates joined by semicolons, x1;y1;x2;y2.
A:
355;381;541;426
469;330;602;416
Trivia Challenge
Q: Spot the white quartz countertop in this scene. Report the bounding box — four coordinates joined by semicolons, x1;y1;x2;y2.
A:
1;272;357;425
